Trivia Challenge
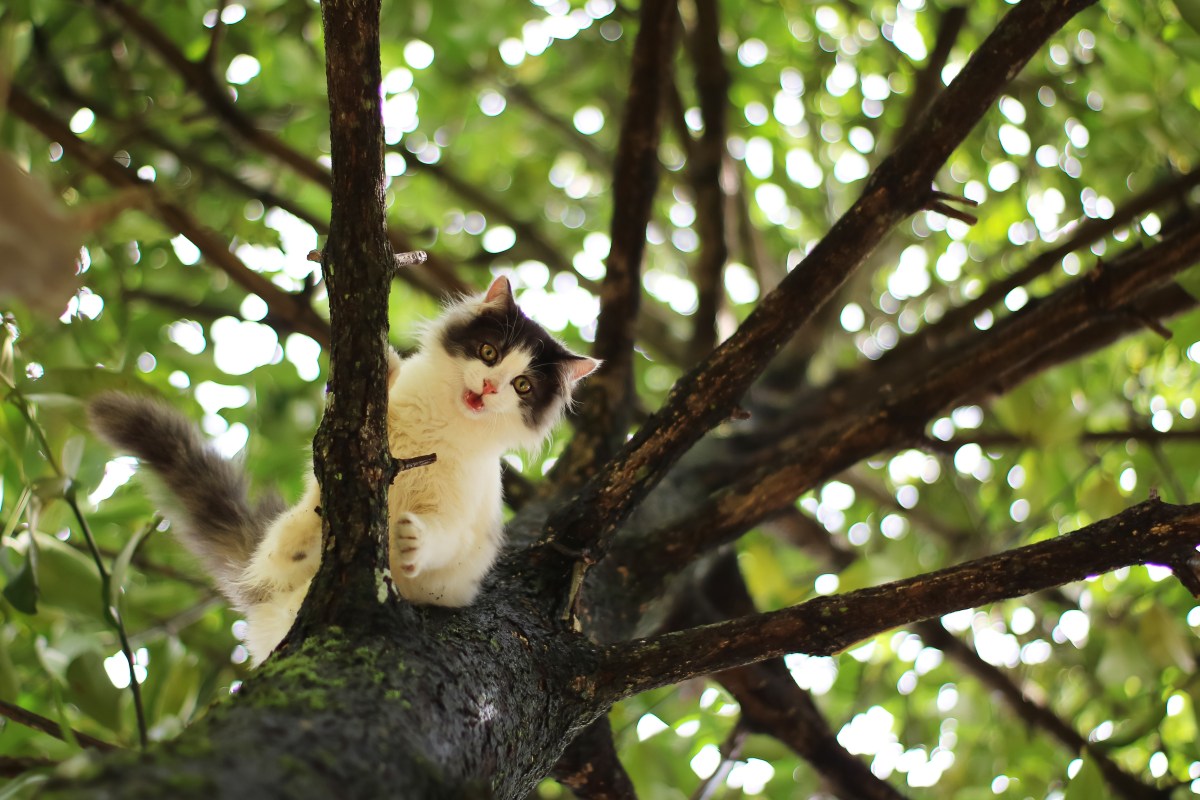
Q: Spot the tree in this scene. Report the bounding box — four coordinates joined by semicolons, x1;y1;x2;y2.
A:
2;0;1200;796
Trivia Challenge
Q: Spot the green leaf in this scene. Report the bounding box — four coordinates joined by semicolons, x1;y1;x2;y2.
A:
34;534;104;617
1174;0;1200;37
61;435;85;481
153;647;201;723
31;475;70;503
3;547;39;614
0;328;14;390
109;521;154;611
3;486;38;613
2;485;31;540
1177;264;1200;303
65;650;124;732
1063;756;1106;800
0;771;50;800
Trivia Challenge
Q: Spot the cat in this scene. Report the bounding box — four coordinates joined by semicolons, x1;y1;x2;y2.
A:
90;276;598;665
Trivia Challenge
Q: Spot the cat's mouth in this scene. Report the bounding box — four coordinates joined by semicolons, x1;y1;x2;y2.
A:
463;390;486;413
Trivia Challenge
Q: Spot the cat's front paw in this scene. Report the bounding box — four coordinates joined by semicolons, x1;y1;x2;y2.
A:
392;512;427;577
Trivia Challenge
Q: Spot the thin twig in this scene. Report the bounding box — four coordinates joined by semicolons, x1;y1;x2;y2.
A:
8;392;149;748
917;622;1164;800
0;699;119;752
95;0;329;186
203;0;230;69
689;722;747;800
894;6;968;148
6;86;331;347
307;248;429;271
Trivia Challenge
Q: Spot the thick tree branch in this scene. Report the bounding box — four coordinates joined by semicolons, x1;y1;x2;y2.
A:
6;86;332;346
295;0;395;630
642;222;1200;571
683;0;731;364
553;0;680;485
550;716;638;800
48;600;605;798
596;498;1200;703
535;0;1097;585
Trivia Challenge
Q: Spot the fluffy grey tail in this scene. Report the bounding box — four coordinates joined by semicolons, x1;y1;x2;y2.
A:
88;392;283;609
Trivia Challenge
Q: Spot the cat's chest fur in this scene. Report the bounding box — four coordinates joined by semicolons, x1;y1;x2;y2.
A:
384;353;504;519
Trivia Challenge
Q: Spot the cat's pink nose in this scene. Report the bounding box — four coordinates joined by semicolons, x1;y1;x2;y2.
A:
481;379;498;396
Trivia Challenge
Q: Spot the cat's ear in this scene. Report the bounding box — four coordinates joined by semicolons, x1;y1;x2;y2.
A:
483;276;515;309
565;356;601;384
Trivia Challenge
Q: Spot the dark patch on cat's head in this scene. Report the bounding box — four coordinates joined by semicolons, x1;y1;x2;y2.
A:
440;297;581;430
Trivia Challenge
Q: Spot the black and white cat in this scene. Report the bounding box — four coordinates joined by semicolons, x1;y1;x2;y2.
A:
91;276;598;664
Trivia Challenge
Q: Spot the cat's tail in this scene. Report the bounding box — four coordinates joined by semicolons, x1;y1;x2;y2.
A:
88;392;282;608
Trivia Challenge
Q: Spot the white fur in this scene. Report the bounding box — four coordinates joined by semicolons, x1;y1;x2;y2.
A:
239;287;594;665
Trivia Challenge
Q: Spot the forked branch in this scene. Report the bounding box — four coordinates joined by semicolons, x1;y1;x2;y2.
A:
629;221;1200;580
537;0;1098;582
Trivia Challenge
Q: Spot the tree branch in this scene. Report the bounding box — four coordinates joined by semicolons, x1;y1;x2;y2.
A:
5;86;332;346
915;622;1167;800
550;716;638;800
640;222;1200;573
926;427;1200;453
94;0;330;187
683;0;731;365
0;756;59;778
294;0;395;632
80;0;467;299
596;498;1200;703
535;0;1097;587
681;553;911;800
552;0;681;486
894;6;968;147
0;699;118;752
880;167;1200;372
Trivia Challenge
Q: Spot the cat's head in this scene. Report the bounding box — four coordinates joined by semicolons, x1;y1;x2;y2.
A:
421;276;599;450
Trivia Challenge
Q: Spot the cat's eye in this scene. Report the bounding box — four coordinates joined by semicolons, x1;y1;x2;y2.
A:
512;376;532;395
478;343;499;364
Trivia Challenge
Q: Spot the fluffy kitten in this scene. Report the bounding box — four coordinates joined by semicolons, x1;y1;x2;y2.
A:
91;276;597;665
